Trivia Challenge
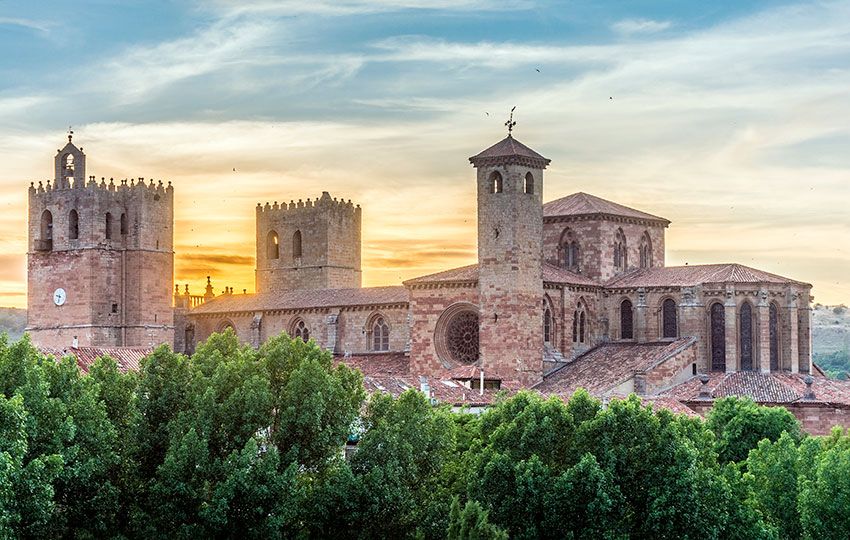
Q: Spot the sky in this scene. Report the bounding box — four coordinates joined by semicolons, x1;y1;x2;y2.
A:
1;0;849;308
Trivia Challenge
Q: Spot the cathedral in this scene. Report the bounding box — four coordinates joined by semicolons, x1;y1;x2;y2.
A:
26;130;850;434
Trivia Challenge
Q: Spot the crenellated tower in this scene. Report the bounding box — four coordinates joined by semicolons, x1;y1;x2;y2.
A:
255;191;361;293
470;130;550;385
26;135;174;348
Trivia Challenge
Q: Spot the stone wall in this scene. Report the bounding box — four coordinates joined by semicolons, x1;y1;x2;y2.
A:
542;217;665;282
27;151;174;349
255;192;361;293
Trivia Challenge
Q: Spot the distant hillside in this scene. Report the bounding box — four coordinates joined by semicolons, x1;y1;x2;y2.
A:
813;304;850;354
0;307;27;341
812;304;850;379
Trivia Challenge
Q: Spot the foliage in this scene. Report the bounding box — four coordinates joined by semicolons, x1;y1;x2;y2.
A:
2;330;850;538
706;396;801;464
813;350;850;380
447;497;508;540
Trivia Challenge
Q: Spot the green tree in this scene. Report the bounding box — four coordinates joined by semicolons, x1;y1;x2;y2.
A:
447;497;508;540
707;397;801;464
798;434;850;539
745;432;803;538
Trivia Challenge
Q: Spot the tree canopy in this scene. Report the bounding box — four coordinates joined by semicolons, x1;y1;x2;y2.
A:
1;330;848;539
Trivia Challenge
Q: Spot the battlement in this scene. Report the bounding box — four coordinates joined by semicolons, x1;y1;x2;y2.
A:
29;176;173;200
256;191;359;216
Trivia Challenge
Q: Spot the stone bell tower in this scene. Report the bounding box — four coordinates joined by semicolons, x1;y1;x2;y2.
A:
26;133;175;349
470;121;550;385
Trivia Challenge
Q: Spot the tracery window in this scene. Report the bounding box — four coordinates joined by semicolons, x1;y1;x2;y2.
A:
69;209;79;240
560;229;581;272
267;231;279;259
639;231;652;268
524;172;534;194
710;302;726;371
740;302;754;371
662;298;677;338
446;311;479;364
292;230;302;260
614;228;627;272
372;316;390;351
293;319;309;342
769;303;779;371
620;299;633;339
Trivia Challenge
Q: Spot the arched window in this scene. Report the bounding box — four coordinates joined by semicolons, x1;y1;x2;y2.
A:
740;302;754;371
292;230;302;260
560;229;581;272
572;310;578;343
293;319;309;342
64;153;74;174
639;231;652;268
105;212;113;240
769;303;779;371
662;298;677;338
710;302;726;371
579;311;586;343
40;210;53;240
620;299;633;339
120;213;128;235
544;307;552;343
489;171;503;194
267;231;279;259
524;172;534;194
372;316;390;351
614;228;627;272
68;209;79;240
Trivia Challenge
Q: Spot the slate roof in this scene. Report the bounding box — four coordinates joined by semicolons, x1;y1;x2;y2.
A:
543;192;670;224
469;135;551;167
536;338;696;396
190;286;409;314
665;371;850;406
38;346;152;373
605;264;810;288
404;262;599;287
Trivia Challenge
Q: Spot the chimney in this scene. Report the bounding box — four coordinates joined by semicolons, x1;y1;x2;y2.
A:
419;376;430;399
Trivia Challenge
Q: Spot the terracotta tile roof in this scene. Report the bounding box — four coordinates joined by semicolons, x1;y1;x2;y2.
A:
190;286;409;314
38;346;152;373
405;263;598;288
404;264;478;286
469;135;551;167
536;338;696;396
639;396;703;418
666;371;850;406
543;192;669;224
543;263;600;287
335;352;411;377
605;264;810;288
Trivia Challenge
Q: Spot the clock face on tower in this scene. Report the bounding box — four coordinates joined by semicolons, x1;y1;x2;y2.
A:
53;288;66;306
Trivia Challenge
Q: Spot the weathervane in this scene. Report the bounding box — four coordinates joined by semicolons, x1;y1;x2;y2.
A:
505;106;516;135
68;126;73;143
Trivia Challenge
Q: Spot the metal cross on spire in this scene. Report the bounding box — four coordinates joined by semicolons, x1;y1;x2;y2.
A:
505;106;516;135
67;126;74;143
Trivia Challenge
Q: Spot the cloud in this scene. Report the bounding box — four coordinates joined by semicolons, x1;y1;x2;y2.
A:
0;17;54;34
207;0;534;17
611;18;671;35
